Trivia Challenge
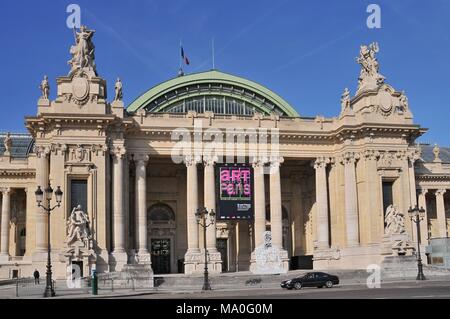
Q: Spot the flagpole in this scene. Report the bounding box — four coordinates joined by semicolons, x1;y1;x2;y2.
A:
179;40;183;70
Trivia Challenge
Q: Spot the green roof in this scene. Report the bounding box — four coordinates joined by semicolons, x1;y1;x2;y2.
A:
126;70;299;117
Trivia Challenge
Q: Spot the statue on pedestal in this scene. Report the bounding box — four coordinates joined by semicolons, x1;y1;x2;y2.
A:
114;78;123;101
3;133;12;155
39;75;50;100
356;42;385;92
68;26;97;74
340;88;351;113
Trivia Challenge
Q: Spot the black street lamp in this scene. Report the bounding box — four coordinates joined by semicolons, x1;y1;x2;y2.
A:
195;207;215;291
408;204;426;281
35;184;63;297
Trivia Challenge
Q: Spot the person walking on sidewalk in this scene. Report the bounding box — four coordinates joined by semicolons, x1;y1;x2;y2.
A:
33;269;40;285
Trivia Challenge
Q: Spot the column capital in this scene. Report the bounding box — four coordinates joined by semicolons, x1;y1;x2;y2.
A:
35;145;51;158
110;145;126;159
419;189;428;196
407;148;421;165
251;156;268;168
203;155;218;167
184;155;202;167
362;149;380;162
340;151;360;165
134;154;149;164
269;156;284;168
314;157;330;170
435;189;447;197
1;187;11;195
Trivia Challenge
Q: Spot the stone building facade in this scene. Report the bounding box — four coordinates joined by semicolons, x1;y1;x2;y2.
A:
0;28;449;279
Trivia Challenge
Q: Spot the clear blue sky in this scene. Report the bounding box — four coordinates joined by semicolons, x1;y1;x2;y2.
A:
0;0;449;145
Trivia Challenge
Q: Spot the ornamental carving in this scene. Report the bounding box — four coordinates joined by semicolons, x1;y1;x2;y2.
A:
363;149;380;162
110;145;127;159
183;155;202;167
70;145;90;162
34;145;51;158
384;205;406;235
65;205;93;248
340;152;359;165
203;155;219;167
314;157;330;169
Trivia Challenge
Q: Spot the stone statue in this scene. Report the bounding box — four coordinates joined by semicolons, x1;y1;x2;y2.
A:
66;205;91;246
399;91;409;111
114;78;123;101
39;75;50;99
384;205;406;235
3;133;12;155
433;144;441;162
68;25;96;74
340;88;351;112
356;42;385;92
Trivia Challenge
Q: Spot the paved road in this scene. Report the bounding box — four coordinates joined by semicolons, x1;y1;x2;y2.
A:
116;280;450;299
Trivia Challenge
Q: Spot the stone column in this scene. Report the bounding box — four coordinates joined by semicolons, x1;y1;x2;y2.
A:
408;155;418;207
435;189;447;238
252;157;266;248
203;155;218;252
185;155;200;253
363;150;382;244
269;157;284;249
0;188;11;260
111;146;127;268
135;155;150;263
314;157;330;249
35;146;50;254
418;189;429;242
342;152;360;247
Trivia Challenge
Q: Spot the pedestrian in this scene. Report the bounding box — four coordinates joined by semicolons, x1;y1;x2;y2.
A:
33;269;40;285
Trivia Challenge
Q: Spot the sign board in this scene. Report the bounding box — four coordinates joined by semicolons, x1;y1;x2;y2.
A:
216;164;254;220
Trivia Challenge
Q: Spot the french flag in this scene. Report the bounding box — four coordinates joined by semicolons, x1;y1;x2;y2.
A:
181;46;190;65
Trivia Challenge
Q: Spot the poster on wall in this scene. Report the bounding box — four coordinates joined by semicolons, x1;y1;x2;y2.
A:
216;164;254;220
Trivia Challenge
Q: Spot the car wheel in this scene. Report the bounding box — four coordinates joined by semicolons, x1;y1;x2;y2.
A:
325;281;333;288
294;282;302;290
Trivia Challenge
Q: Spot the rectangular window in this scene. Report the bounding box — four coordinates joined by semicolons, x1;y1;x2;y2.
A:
71;180;87;215
382;181;394;215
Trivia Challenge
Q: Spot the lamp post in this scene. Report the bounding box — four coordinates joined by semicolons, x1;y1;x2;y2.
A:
408;204;426;281
35;184;63;297
195;207;215;291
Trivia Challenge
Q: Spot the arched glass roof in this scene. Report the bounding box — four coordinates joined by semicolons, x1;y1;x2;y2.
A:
126;70;299;117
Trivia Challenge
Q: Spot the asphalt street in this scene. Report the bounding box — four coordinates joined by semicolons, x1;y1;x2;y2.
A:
116;280;450;299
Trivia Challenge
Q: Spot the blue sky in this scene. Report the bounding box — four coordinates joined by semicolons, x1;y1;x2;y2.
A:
0;0;449;145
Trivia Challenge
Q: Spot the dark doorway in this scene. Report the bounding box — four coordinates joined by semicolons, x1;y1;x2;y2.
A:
217;238;228;272
71;180;87;214
382;181;394;227
151;239;171;274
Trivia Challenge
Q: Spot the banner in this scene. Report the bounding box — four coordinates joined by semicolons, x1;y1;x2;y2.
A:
216;164;254;220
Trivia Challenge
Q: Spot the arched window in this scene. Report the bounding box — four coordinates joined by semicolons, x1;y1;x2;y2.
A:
148;203;175;222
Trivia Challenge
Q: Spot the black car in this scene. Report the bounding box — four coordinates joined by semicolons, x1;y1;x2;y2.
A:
281;272;339;290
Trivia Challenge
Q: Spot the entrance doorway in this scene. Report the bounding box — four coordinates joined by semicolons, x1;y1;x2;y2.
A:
151;239;171;274
217;238;228;272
